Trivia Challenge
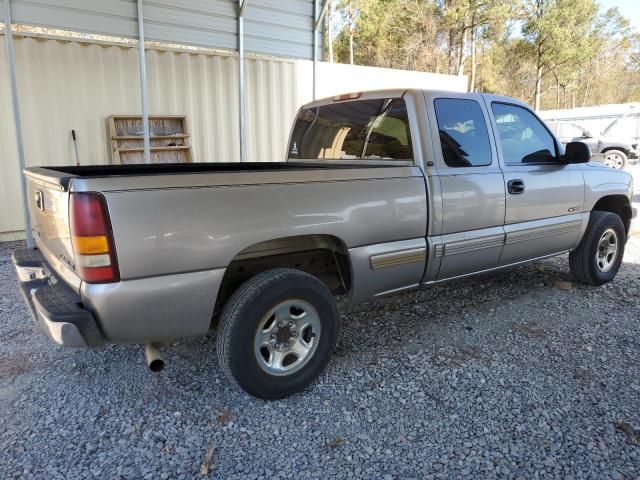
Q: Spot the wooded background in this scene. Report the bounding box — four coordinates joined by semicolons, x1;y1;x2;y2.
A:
324;0;640;110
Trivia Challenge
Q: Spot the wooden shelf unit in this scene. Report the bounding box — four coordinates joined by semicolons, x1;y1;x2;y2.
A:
108;115;193;164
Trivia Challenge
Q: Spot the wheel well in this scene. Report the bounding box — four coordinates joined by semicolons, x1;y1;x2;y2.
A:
212;235;352;325
601;147;629;156
592;195;632;234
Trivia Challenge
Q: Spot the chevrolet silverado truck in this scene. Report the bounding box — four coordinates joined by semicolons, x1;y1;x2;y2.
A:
13;89;636;399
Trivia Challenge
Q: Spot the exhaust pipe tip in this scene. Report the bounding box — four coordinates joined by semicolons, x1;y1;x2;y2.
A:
145;343;165;373
148;358;165;373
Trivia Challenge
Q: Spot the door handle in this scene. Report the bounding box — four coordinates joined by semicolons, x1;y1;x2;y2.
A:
507;179;525;195
34;190;44;211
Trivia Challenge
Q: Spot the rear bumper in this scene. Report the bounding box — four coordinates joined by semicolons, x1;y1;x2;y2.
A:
12;248;104;348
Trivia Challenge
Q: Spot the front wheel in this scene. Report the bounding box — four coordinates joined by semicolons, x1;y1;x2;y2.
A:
569;211;626;285
602;149;628;170
216;268;338;399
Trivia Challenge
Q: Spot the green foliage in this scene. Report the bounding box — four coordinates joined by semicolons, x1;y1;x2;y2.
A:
327;0;640;108
333;0;443;71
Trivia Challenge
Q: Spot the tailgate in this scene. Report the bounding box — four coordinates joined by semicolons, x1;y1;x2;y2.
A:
24;168;80;291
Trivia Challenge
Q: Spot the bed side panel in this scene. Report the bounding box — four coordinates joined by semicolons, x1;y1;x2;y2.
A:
104;167;428;280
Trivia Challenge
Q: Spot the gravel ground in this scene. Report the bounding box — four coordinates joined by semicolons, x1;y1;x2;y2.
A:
1;170;640;479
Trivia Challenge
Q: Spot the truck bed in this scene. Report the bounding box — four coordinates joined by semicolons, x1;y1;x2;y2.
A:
23;161;424;294
26;162;400;192
40;161;381;178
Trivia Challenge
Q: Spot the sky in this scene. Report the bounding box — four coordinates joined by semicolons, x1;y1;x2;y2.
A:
599;0;640;25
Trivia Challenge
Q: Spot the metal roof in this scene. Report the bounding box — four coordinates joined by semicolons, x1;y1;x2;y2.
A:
7;0;318;59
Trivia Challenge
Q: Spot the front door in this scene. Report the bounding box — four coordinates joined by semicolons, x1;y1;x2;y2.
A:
487;101;585;265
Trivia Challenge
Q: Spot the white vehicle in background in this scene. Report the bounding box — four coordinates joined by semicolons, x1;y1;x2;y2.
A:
546;121;638;170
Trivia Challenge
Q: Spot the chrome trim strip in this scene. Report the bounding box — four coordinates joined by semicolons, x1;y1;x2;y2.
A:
422;250;569;285
373;283;420;298
370;247;426;270
444;234;505;256
433;243;444;258
505;220;582;245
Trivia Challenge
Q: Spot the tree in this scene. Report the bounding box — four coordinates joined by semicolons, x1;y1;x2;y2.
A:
521;0;599;110
440;0;517;84
574;8;639;107
326;2;335;62
333;0;444;71
338;0;360;64
329;0;640;109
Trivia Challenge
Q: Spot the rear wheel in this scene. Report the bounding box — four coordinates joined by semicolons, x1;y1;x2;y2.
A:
217;268;338;399
569;211;626;285
602;149;628;170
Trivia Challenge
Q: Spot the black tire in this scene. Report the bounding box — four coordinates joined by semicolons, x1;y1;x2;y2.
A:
216;268;338;399
602;149;628;170
569;211;626;285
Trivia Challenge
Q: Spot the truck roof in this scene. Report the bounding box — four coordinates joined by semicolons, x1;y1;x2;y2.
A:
304;88;530;110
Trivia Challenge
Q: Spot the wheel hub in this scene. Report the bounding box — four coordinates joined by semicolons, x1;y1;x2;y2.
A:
254;299;321;376
596;228;618;273
271;321;298;351
604;153;624;169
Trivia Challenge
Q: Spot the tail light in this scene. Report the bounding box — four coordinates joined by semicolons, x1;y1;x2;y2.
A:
70;192;120;283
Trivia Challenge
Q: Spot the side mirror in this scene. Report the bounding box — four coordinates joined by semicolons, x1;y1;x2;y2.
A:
562;141;591;164
583;130;593;138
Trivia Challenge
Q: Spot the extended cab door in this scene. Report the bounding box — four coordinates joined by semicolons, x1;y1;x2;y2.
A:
486;100;585;265
426;94;506;280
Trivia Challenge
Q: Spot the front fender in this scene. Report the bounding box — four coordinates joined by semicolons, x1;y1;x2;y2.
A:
581;163;633;211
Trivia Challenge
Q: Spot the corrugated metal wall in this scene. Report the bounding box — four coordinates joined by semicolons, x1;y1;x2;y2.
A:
0;35;305;236
8;0;318;59
0;35;466;237
0;36;20;238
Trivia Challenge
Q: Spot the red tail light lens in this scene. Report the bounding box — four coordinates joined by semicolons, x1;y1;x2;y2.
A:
70;192;120;283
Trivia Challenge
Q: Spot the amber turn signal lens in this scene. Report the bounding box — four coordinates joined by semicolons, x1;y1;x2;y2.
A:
72;235;110;255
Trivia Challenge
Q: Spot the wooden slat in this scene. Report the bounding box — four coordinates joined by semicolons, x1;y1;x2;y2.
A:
117;146;191;153
112;134;190;140
110;115;187;120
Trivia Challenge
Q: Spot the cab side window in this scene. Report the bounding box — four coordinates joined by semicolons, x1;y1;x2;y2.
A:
491;103;557;165
434;98;493;168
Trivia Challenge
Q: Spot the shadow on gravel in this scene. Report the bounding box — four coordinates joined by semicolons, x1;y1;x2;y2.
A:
336;253;640;365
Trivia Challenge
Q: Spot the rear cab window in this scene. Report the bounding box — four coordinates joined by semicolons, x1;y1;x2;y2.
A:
433;98;493;168
288;98;414;162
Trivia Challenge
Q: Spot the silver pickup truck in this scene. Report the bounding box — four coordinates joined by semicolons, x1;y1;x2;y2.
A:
13;89;635;398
